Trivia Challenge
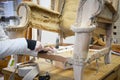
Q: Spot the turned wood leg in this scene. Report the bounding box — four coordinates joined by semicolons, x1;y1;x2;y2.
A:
71;26;95;80
104;24;112;64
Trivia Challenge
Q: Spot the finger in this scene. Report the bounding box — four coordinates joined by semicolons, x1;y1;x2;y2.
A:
35;41;44;51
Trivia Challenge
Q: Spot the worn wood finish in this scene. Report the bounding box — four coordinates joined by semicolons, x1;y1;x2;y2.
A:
5;0;119;80
104;24;112;64
38;54;67;63
71;0;117;79
71;27;95;80
0;56;11;72
2;55;120;80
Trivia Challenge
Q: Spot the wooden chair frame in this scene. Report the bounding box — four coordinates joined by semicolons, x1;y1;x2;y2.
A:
6;0;119;80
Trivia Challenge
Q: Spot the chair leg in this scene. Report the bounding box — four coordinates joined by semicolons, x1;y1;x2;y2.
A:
71;26;95;80
104;24;112;64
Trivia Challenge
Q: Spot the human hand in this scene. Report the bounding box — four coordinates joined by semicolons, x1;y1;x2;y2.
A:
39;46;55;54
35;41;55;54
35;41;44;52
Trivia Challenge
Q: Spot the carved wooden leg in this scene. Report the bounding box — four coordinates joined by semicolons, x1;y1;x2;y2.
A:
104;24;112;64
71;26;95;80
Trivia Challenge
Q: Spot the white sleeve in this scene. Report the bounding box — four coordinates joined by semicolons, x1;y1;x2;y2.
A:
0;38;38;59
0;25;9;40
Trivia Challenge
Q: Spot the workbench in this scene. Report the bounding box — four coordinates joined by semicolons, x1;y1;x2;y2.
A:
2;54;120;80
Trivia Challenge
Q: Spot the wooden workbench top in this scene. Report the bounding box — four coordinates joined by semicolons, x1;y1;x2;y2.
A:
2;54;120;80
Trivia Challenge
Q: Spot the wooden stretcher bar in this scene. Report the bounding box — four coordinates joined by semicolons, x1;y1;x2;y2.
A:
38;54;67;63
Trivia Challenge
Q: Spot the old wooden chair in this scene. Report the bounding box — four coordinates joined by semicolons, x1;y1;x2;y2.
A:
6;0;119;80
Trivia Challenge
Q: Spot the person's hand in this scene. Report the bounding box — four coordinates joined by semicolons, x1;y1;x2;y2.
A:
35;41;54;53
35;41;44;52
39;46;54;54
43;46;54;52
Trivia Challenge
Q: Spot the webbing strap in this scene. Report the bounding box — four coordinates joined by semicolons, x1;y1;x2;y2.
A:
22;66;39;80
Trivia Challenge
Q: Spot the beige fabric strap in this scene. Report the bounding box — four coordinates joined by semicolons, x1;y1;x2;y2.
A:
9;59;39;80
22;66;39;80
9;68;17;80
16;59;39;80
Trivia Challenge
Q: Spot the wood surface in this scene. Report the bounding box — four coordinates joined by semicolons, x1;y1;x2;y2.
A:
0;56;11;72
2;54;120;80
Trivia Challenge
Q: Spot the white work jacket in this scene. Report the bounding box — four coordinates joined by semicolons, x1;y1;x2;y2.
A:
0;25;37;59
